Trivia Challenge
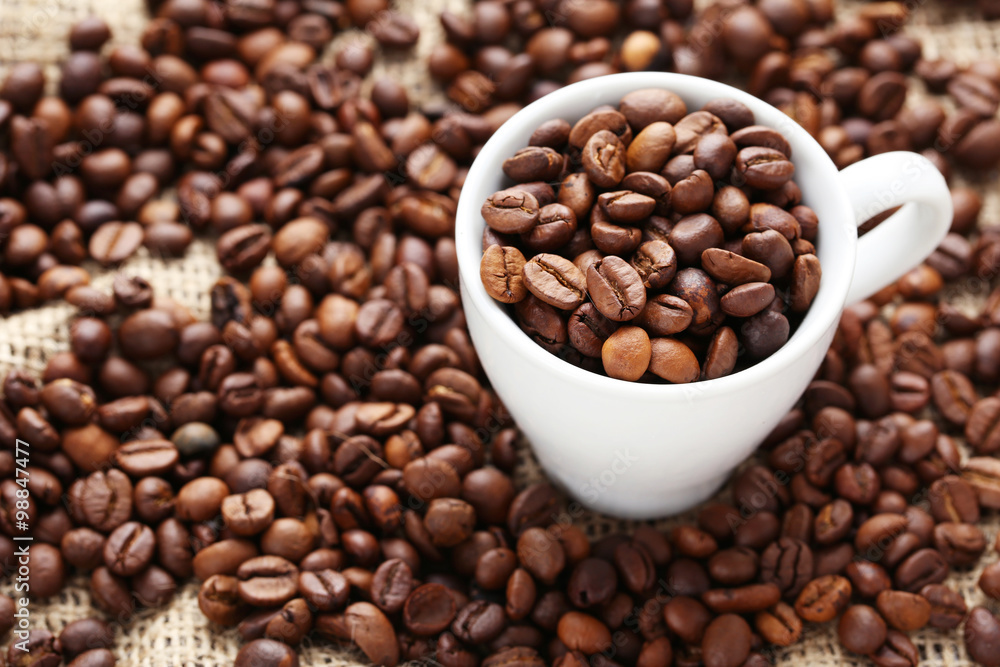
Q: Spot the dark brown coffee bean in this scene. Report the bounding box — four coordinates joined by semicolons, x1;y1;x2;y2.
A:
587;256;646;322
599;190;657;224
568;303;618;358
838;604;887;655
673;111;727;154
736;147;795;190
701;614;751;667
636;294;693;337
948;72;1000;117
846;561;891;601
966;397;1000;453
701;248;771;285
452;600;505;644
929;475;980;524
482;189;540;234
58;618;114;660
895;549;949;593
582;130;626;188
931;370;977;425
671;170;715;216
920;584;967;629
759;538;813;599
89;221;143;266
371;558;414;614
702;583;781;614
966;607;1000;667
522;203;577;253
237;555;299;607
503;146;564;182
721;282;775;318
935;522;986;567
403;583;457;636
234;638;299;667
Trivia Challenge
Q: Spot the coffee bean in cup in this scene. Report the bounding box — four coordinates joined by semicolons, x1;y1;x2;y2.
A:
480;90;821;383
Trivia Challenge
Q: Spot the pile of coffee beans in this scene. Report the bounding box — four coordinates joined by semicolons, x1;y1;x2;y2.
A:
479;91;820;382
3;0;1000;666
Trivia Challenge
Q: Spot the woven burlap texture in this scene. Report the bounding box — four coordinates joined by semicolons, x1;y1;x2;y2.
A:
2;0;1000;665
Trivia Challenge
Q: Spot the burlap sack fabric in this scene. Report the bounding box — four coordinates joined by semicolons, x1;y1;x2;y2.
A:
1;0;999;664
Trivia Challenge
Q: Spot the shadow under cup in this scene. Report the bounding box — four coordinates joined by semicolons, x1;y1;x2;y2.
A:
456;72;860;519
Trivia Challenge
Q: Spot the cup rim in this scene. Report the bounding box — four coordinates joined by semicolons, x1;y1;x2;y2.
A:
455;72;857;399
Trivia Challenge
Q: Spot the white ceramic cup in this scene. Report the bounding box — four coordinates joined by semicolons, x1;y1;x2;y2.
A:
455;72;953;519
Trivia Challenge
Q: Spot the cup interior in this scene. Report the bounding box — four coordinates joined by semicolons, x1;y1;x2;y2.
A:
455;72;859;397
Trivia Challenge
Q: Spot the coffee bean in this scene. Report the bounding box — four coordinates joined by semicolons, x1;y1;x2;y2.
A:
702;614;752;667
920;584;967;629
736;147;795;190
237;555;299;607
948;72;1000;117
702;583;781;614
721;282;775;318
482;189;540;234
602;326;652;381
234;638;299;667
558;611;611;654
588;256;646;322
503;146;564;182
935;521;986;566
838;604;887;655
636;294;693;337
755;602;803;647
895;548;949;593
929;475;980;524
58;618;114;660
876;590;931;632
116;440;179;477
627;122;676;173
671;171;715;215
966;607;1000;667
523;253;588;310
870;630;919;667
794;575;852;623
582;130;626;187
648;337;699;383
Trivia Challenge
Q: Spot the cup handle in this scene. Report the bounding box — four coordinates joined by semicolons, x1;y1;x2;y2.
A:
836;151;953;304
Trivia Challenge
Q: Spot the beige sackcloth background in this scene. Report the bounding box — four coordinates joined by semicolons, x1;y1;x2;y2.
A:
1;0;1000;664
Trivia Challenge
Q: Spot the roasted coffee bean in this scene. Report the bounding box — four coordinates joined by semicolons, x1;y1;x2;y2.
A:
234;639;298;667
876;590;931;632
558;611;612;654
58;618;114;660
736;147;795;190
237;555;299;607
895;549;949;593
795;575;852;623
920;584;967;629
838;604;887;655
931;370;977;425
102;521;155;576
603;326;652;381
582;130;626;187
588;256;647;322
966;607;1000;667
755;602;802;647
523;254;588;310
482;189;540;234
